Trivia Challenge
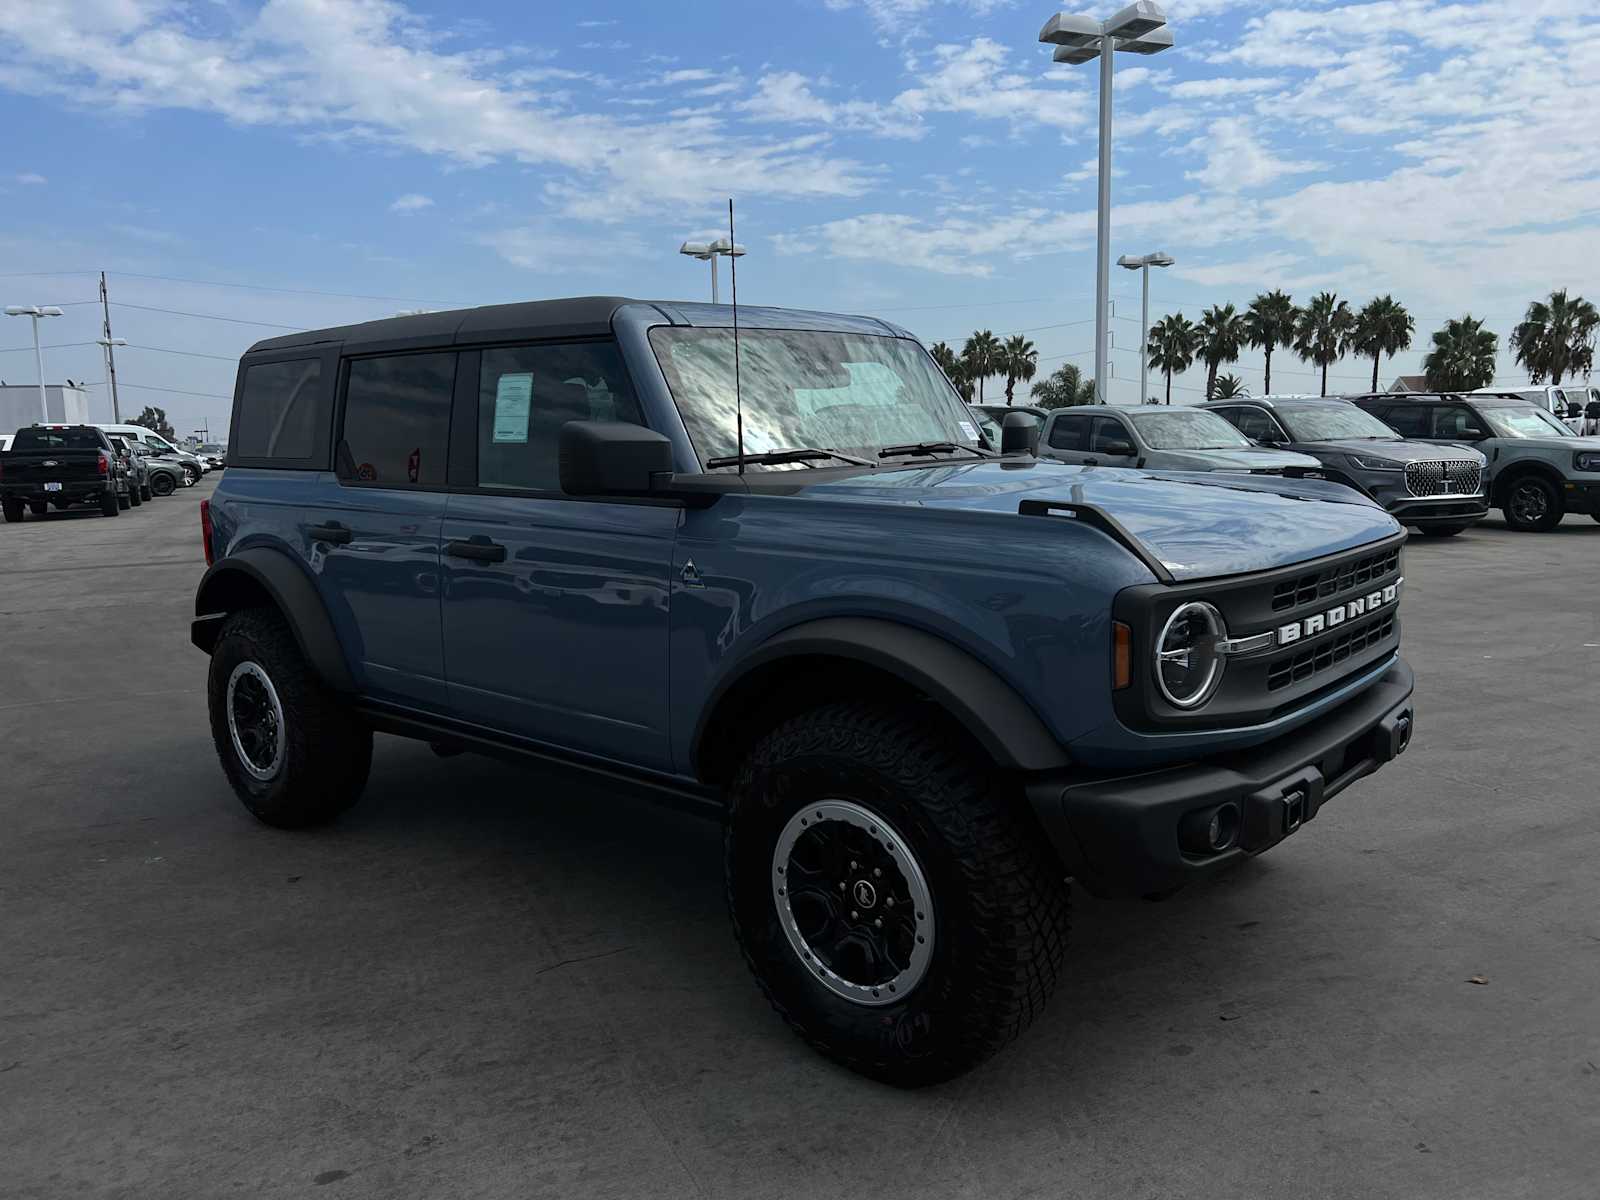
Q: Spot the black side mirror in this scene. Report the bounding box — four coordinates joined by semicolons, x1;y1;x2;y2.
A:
1000;411;1039;455
560;421;674;495
1100;438;1135;457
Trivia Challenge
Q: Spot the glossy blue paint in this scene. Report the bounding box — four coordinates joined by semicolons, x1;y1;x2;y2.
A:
440;492;678;769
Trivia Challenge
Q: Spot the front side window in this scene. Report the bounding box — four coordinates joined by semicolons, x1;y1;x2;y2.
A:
1127;409;1253;451
477;341;644;492
1275;404;1401;442
1476;402;1574;439
235;359;324;460
1215;406;1283;442
1090;417;1133;452
1375;405;1429;437
649;327;979;469
338;352;456;486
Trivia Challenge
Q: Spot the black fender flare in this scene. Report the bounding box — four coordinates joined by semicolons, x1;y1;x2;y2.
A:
190;547;355;693
1491;460;1565;506
691;617;1071;777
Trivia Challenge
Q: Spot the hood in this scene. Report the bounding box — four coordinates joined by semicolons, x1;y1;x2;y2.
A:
1154;447;1323;472
1293;438;1484;463
794;459;1400;582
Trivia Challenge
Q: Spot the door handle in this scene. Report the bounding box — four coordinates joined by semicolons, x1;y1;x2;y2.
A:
309;522;353;545
446;536;507;563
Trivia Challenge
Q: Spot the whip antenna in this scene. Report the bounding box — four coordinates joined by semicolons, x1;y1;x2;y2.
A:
728;198;745;476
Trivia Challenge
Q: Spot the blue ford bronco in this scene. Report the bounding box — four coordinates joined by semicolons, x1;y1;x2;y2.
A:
192;297;1415;1086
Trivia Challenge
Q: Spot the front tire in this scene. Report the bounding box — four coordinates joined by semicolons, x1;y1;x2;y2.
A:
726;701;1070;1087
28;500;48;516
151;473;175;497
1503;476;1562;531
207;608;372;829
1416;524;1466;537
2;498;24;523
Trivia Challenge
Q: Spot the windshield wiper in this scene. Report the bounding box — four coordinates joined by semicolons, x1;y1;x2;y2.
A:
703;446;875;469
877;441;998;460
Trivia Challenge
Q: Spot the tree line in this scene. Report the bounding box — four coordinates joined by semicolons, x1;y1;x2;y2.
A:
931;289;1598;408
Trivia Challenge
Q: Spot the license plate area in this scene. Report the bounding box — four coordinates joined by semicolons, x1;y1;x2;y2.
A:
44;482;63;492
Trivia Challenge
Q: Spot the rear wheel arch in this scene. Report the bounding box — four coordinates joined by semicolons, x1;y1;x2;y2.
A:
691;617;1070;788
192;548;355;693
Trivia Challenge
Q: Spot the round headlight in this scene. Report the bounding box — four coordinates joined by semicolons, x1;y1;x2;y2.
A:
1155;601;1225;709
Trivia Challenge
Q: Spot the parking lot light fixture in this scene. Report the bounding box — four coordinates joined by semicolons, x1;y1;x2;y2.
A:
5;303;65;421
679;238;748;304
1040;2;1173;404
1118;252;1176;402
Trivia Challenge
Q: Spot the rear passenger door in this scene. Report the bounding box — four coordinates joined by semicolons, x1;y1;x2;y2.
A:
439;341;677;770
315;351;454;710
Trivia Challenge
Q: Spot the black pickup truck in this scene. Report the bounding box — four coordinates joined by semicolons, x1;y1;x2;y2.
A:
0;424;132;521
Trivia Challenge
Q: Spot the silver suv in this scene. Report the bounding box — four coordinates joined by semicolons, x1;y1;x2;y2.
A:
1038;405;1321;476
1352;392;1600;532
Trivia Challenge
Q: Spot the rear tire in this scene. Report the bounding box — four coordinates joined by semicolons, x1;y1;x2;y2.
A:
207;608;372;829
726;701;1070;1087
1417;524;1466;537
100;491;121;517
117;490;131;511
141;484;153;501
1502;475;1562;531
2;498;24;523
129;486;142;508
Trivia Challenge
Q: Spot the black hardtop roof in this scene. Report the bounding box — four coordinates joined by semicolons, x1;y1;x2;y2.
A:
246;295;640;356
244;295;915;358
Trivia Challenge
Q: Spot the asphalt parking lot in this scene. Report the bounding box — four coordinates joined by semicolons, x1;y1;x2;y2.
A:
3;481;1598;1200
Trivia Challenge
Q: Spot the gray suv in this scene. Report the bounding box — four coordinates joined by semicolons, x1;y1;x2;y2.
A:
1352;391;1600;531
1038;405;1321;475
1204;397;1489;537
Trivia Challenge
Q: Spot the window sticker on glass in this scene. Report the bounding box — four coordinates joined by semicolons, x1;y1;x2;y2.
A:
493;373;533;443
957;420;978;441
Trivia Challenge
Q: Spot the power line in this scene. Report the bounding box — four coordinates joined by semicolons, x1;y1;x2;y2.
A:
0;341;100;354
123;342;242;362
112;302;305;330
108;270;472;307
102;381;235;401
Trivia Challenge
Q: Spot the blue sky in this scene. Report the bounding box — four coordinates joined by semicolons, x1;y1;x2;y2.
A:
3;0;1599;433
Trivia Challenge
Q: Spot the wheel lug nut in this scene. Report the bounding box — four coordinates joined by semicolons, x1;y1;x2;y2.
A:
850;910;859;919
874;918;882;928
873;868;881;877
886;896;895;907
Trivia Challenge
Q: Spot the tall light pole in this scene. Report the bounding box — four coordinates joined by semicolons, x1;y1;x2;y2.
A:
1118;251;1174;403
1040;2;1173;404
4;304;65;421
678;237;747;303
98;336;128;422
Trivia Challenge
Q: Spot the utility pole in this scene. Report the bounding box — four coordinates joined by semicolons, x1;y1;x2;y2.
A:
100;271;122;422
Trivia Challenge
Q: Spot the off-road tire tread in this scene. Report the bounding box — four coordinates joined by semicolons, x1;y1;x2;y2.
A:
207;607;372;829
725;700;1070;1086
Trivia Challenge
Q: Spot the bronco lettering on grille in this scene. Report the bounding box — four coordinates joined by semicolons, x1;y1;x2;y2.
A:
1276;580;1401;647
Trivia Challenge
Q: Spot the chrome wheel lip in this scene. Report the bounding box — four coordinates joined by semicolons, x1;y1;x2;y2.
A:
226;660;285;781
772;799;935;1007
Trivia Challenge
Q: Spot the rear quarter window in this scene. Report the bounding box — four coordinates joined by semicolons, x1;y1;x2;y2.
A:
232;357;329;466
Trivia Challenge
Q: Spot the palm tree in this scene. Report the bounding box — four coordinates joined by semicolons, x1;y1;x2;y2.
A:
930;340;973;401
1147;313;1198;405
1243;290;1297;396
1030;362;1097;409
1294;291;1356;396
1000;335;1038;405
1511;289;1599;385
1198;303;1245;400
961;330;1002;404
1212;373;1248;399
1423;316;1499;391
1352;295;1415;393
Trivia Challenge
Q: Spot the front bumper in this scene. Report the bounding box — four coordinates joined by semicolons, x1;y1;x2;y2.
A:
1026;657;1415;897
1560;480;1600;514
1386;496;1488;526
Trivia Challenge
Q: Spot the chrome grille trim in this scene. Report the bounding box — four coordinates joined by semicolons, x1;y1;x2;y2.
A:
1405;458;1482;498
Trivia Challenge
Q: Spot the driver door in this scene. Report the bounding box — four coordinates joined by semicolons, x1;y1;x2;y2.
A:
1086;416;1137;467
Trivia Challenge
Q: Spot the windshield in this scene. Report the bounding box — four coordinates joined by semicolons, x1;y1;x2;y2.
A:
967;407;1005;445
1478;402;1574;438
1128;409;1253;450
1276;405;1400;441
649;327;980;469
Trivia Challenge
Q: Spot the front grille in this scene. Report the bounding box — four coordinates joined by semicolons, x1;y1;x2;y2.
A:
1271;546;1401;612
1405;458;1481;497
1268;613;1396;691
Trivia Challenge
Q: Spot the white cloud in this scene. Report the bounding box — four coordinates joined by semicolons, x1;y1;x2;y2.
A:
0;0;871;223
1184;117;1319;191
822;0;1012;34
1171;251;1305;288
1167;75;1285;100
390;193;434;213
16;171;46;184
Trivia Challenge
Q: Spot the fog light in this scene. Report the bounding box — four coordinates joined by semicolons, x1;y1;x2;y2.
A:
1178;802;1239;855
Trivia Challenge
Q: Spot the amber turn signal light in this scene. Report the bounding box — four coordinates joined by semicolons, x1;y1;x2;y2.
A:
1113;621;1132;690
